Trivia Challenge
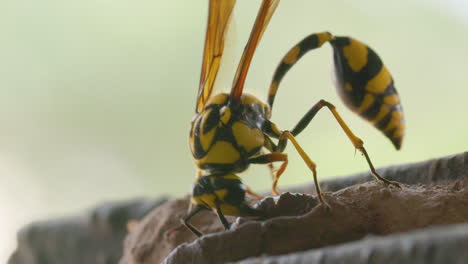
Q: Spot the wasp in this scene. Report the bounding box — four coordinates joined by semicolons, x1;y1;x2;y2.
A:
179;0;404;237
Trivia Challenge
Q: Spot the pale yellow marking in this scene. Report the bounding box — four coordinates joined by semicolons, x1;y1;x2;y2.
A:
232;122;264;153
200;141;240;164
392;123;405;139
343;38;368;72
214;189;228;200
222;173;241;180
200;108;217;151
371;105;390;124
269;81;279;96
193;193;216;208
193;188;241;215
200;126;217;152
345;82;353;92
220;106;231;125
206;93;229;105
383;94;400;105
283;46;300;65
384;111;403;132
241;93;263;105
220;203;241;215
189;136;196;155
317;31;333;46
189;115;202;155
357;94;374;113
270;122;282;136
365;66;392;94
200;108;212;133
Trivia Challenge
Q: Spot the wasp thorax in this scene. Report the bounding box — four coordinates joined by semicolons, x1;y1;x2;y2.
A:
190;93;268;174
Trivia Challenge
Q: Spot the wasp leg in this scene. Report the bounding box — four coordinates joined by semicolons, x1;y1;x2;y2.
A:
245;186;264;200
289;99;400;188
263;136;279;181
181;205;208;237
249;152;288;195
277;131;329;208
215;202;231;230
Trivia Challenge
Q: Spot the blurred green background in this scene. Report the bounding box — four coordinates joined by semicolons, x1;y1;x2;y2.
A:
1;0;467;261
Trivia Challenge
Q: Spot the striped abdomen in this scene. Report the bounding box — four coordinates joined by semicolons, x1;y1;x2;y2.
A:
268;32;404;149
331;36;404;149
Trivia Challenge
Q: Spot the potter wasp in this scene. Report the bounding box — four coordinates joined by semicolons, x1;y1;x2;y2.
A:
180;0;404;237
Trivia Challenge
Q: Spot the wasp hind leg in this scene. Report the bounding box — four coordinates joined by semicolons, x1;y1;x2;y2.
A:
290;99;400;188
261;124;329;208
279;131;329;208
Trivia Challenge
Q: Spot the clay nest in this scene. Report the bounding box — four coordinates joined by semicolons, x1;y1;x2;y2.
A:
120;152;468;264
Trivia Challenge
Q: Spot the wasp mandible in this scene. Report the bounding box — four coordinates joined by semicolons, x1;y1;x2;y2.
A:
180;0;404;237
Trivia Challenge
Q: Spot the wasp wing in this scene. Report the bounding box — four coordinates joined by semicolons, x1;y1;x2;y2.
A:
230;0;280;100
196;0;236;113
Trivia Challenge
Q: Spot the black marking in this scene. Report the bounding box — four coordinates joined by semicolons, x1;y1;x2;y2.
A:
361;97;382;121
192;116;207;159
272;63;292;84
202;106;220;133
331;37;385;110
376;110;392;131
330;36;404;149
192;175;261;217
269;33;332;108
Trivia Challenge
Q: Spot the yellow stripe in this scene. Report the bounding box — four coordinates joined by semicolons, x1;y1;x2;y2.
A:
344;82;353;92
241;94;263;105
192;188;241;215
343;38;368;72
357;93;374;113
200;108;217;152
192;193;216;208
214;189;228;200
221;173;241;180
371;105;390;124
384;111;403;132
283;46;300;65
220;204;241;215
392;123;405;139
206;93;229;105
269;81;279;97
317;32;333;47
199;141;240;164
383;94;400;105
220;106;231;125
232;122;264;153
365;66;392;94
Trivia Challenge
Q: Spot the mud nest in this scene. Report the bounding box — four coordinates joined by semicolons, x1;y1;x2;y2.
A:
119;152;468;264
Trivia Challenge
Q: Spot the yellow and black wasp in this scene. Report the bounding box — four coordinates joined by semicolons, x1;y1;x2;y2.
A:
181;0;404;237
